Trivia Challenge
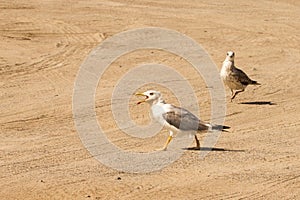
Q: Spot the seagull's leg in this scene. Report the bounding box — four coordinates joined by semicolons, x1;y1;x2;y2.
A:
231;89;244;101
230;93;235;102
194;135;200;150
230;89;235;102
161;131;173;151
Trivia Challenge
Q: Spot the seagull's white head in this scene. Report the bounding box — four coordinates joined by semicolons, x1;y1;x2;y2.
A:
136;90;162;105
225;51;235;62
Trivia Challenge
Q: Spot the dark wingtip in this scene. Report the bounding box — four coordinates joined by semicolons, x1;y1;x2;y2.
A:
212;125;231;131
222;125;231;129
251;80;261;85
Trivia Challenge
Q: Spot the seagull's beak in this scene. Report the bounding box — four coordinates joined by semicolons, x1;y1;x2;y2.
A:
135;93;148;105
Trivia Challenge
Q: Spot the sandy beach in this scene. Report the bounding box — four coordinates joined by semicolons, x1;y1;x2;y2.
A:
1;0;299;199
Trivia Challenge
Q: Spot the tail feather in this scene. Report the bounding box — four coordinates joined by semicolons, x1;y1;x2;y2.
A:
251;80;260;85
206;124;230;132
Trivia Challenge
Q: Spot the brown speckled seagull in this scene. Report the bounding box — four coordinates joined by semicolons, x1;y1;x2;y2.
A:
220;51;260;101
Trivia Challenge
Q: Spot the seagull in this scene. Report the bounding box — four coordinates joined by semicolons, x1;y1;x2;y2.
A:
220;51;260;101
136;90;230;151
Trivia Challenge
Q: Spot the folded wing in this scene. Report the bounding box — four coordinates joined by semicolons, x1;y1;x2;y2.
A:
162;106;209;131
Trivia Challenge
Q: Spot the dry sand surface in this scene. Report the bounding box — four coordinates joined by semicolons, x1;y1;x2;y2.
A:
1;0;300;199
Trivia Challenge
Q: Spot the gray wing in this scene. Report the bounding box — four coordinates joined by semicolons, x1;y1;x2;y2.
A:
231;66;254;86
162;106;209;131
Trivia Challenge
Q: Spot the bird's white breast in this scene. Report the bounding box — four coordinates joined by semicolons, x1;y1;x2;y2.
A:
221;61;245;90
151;103;172;126
220;61;232;79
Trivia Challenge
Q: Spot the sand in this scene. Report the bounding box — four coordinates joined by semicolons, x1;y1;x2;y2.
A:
1;0;299;199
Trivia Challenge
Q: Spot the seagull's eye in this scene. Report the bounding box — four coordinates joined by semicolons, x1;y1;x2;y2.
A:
227;53;229;56
149;92;154;95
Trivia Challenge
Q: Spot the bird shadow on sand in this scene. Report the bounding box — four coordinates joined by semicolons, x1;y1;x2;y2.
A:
238;101;275;105
183;147;245;152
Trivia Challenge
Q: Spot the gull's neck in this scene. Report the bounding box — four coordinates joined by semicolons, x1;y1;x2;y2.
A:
149;97;166;106
155;97;166;105
222;59;234;71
